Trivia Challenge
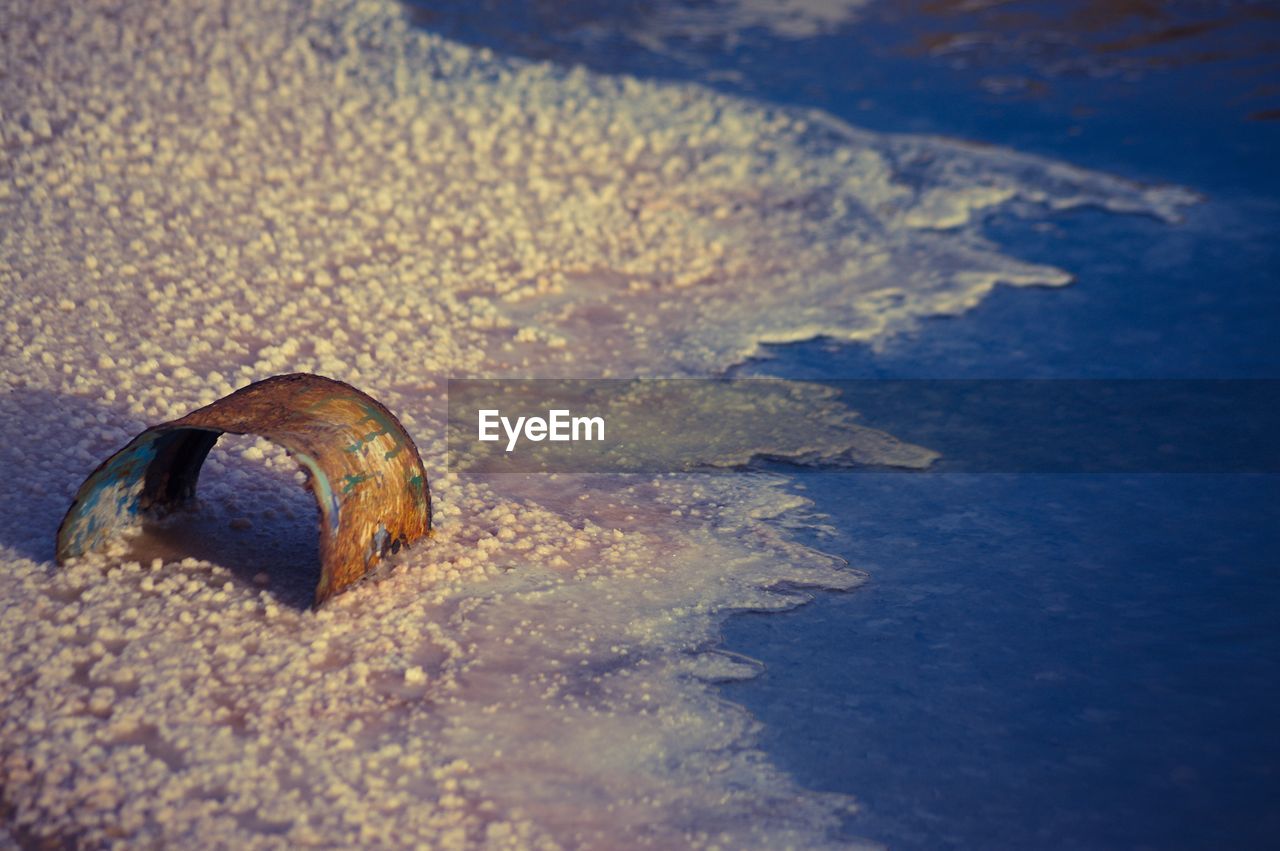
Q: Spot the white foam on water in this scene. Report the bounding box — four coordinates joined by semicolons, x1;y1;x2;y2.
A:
0;0;1191;846
625;0;873;43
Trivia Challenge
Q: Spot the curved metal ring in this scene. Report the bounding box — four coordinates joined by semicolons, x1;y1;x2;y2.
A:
56;373;432;606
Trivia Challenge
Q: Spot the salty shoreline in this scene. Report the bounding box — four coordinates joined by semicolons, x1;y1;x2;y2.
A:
0;0;1200;846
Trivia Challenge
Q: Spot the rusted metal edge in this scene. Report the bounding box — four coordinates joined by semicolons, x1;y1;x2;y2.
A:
56;373;432;607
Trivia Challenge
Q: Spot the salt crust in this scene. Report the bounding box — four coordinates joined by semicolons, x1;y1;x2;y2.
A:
0;0;1189;846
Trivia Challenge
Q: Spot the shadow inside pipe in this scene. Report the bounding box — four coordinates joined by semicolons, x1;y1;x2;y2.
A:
123;433;322;611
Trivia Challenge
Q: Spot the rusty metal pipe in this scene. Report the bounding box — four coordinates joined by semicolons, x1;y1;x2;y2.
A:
56;373;432;606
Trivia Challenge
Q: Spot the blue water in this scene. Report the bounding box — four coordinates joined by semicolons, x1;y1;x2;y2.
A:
723;472;1280;849
414;3;1280;847
722;8;1280;849
723;9;1280;848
